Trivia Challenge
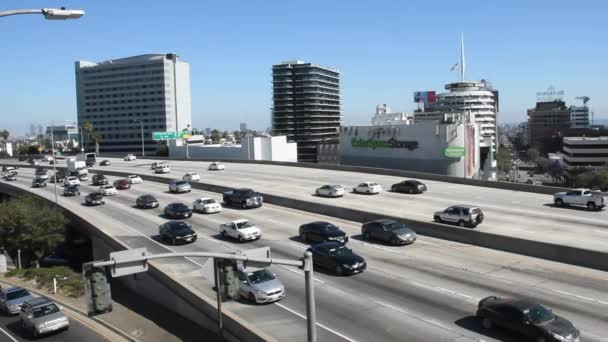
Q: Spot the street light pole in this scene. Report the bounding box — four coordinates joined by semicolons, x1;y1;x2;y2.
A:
0;8;85;19
133;120;144;157
50;122;58;203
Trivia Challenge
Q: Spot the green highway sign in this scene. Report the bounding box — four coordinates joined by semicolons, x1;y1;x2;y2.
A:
152;131;185;141
444;146;465;157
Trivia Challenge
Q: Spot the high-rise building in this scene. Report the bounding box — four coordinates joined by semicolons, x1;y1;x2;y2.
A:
569;106;590;129
272;60;341;163
527;100;571;153
75;53;192;153
240;122;247;132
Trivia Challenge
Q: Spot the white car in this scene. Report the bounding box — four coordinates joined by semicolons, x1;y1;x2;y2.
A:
219;219;261;242
192;197;222;214
354;182;382;194
127;175;143;184
155;164;171;173
316;185;345;198
63;176;80;187
183;172;200;182
99;185;118;196
209;162;225;171
151;161;167;170
124;154;137;161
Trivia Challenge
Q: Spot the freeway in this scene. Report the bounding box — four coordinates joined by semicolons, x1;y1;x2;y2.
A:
2;168;608;342
82;157;608;254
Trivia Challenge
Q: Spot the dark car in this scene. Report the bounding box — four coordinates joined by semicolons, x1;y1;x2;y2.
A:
49;171;66;183
85;192;105;206
164;203;192;219
100;160;111;166
308;241;366;275
113;179;131;190
137;194;159;209
4;174;16;181
31;178;47;188
476;296;580;342
159;221;197;245
391;180;427;194
92;174;108;186
34;168;47;176
299;221;348;244
18;155;27;161
361;219;416;245
63;186;81;197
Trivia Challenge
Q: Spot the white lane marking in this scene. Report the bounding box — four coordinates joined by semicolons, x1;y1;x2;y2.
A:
359;242;399;254
0;327;18;342
202;236;221;244
550;289;608;305
274;303;357;342
374;301;465;336
289;242;307;250
436;287;479;301
276;265;325;284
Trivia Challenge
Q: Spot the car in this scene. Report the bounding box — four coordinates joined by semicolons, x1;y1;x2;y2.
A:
2;166;18;175
31;177;47;188
150;161;167;170
209;162;225;171
299;221;348;244
553;188;607;210
92;174;108;186
223;188;263;208
19;297;69;338
49;171;66;183
434;205;484;228
315;185;345;198
85;192;105;206
391;180;427;194
353;182;382;194
164;203;192;219
127;175;143;184
237;266;285;304
169;180;191;193
63;176;80;187
476;296;580;342
183;172;200;182
0;287;33;315
124;154;136;161
34;168;49;180
3;174;16;181
192;197;222;213
49;159;56;165
100;160;111;166
159;221;197;245
63;185;81;197
361;219;416;245
29;159;40;166
77;173;89;181
136;194;159;209
113;179;131;190
155;164;171;173
219;219;262;242
308;241;366;275
99;185;118;196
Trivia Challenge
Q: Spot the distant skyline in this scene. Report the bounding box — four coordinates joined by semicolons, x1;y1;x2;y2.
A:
2;0;607;136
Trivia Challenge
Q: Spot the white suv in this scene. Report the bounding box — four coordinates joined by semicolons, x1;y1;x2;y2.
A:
63;176;80;187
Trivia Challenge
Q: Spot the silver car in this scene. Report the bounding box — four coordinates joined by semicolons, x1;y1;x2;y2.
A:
169;180;191;193
315;185;345;198
0;287;33;315
20;297;69;337
434;205;484;228
237;267;285;304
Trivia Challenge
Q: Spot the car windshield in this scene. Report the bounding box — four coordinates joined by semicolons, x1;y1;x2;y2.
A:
33;303;60;318
236;221;254;229
176;181;188;186
90;194;103;199
203;199;216;204
328;245;351;256
141;195;155;202
6;289;29;300
527;304;555;324
247;269;275;284
323;223;339;232
104;186;113;189
385;221;407;231
369;182;378;186
170;223;191;234
173;204;189;210
129;175;138;179
332;185;342;189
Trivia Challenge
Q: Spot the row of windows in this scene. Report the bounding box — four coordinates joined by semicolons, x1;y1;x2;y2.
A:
97;125;162;132
84;76;165;87
563;160;606;166
85;97;165;106
90;119;165;128
85;104;166;112
84;83;165;94
82;63;160;74
564;143;608;149
82;111;166;119
84;90;164;100
83;69;164;80
562;152;608;157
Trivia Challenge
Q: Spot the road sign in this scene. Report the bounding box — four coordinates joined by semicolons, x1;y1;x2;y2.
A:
240;247;272;268
444;146;465;157
182;133;190;140
109;248;148;277
152;131;185;140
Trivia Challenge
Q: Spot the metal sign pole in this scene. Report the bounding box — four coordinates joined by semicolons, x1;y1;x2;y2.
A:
303;251;317;342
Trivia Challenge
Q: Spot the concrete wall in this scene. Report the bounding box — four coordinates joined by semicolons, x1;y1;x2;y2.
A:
169;136;297;162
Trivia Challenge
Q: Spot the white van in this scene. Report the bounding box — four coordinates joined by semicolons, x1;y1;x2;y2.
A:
155;164;171;174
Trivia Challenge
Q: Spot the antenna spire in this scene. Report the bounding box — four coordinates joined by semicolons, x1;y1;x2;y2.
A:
460;33;466;82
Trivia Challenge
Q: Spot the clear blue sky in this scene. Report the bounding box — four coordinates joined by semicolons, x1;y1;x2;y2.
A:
2;0;607;136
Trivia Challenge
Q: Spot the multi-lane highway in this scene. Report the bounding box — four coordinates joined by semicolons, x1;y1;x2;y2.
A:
2;165;607;341
83;157;608;253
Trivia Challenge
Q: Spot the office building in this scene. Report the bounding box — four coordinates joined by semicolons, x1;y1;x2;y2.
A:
240;122;247;132
75;53;192;153
272;60;341;163
371;104;412;126
569;106;590;129
527;100;571;153
46;124;78;141
561;136;608;169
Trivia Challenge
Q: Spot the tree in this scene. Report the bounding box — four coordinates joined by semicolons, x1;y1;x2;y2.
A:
591;170;608;189
536;157;551;173
211;129;221;142
222;130;230;139
575;172;593;188
82;121;101;154
527;148;540;163
0;196;66;267
0;129;9;157
495;148;512;173
233;131;241;143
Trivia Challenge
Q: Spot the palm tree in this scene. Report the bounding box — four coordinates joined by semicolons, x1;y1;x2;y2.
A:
82;121;101;154
0;129;9;157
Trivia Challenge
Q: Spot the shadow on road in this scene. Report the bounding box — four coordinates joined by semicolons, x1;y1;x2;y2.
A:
454;316;524;342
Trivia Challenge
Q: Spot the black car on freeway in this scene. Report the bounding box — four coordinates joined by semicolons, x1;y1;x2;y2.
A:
92;174;109;186
476;296;580;342
299;221;348;244
159;221;197;245
391;179;427;194
361;219;416;245
63;186;81;197
164;203;192;219
85;192;105;206
308;241;366;276
49;171;66;183
100;160;111;166
136;194;159;209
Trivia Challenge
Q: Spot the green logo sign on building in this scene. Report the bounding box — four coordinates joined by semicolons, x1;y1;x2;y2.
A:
444;146;465;157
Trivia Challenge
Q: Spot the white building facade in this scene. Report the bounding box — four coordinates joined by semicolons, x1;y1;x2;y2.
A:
75;54;192;153
562;136;608;169
371;104;412;126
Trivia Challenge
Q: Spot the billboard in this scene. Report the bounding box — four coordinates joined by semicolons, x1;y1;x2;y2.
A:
414;91;437;104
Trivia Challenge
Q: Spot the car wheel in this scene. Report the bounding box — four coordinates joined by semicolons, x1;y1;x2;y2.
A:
335;265;344;275
482;318;493;329
222;231;228;239
364;231;371;240
391;237;399;245
329;192;335;198
555;198;564;206
248;292;256;304
242;202;247;209
587;202;597;211
172;237;177;245
20;319;26;329
315;191;320;196
407;188;413;194
300;232;307;242
536;336;547;342
434;216;442;223
238;235;243;242
458;221;466;227
391;186;396;192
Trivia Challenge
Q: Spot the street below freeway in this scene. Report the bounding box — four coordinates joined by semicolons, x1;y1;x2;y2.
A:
85;157;608;253
2;168;608;341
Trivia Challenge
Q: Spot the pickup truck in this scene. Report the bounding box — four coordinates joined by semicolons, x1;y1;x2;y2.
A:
219;219;261;242
222;188;263;209
553;188;607;210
